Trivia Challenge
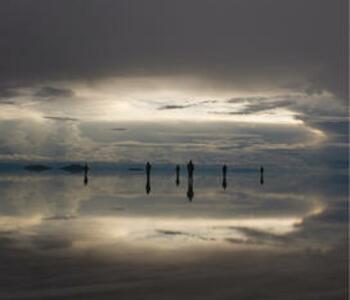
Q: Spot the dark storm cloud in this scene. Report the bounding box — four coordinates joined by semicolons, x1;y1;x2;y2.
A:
0;0;347;99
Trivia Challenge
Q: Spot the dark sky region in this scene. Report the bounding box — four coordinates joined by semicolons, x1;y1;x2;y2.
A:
0;0;348;96
0;0;347;166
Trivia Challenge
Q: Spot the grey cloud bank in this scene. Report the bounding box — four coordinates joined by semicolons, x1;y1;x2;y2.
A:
0;0;347;100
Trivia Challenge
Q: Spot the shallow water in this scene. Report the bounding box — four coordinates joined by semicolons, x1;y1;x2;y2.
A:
0;167;348;299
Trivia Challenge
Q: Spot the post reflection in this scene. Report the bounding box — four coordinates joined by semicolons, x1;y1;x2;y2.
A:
187;178;194;202
175;165;180;186
145;161;152;194
83;162;89;186
260;166;264;185
186;160;195;201
222;164;227;190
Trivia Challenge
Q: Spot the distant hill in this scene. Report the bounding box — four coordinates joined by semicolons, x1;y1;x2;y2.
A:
24;164;52;172
61;164;86;173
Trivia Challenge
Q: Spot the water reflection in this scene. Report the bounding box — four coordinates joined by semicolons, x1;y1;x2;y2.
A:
0;167;345;300
0;168;347;271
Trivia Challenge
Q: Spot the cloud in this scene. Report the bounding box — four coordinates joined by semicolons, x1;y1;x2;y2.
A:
44;116;79;122
158;100;219;111
224;99;296;115
35;86;75;98
110;128;127;131
43;215;78;221
0;100;16;105
0;0;346;101
31;236;73;250
225;227;292;246
158;100;219;110
0;88;20;100
227;96;268;104
0;119;94;161
0;85;346;168
200;100;218;104
157;230;184;236
156;229;215;242
158;105;192;110
111;207;125;211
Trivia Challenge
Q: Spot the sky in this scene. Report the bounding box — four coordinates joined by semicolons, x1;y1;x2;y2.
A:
0;0;348;166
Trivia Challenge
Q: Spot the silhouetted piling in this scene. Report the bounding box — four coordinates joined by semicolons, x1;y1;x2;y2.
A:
260;166;264;185
176;165;180;186
187;160;194;179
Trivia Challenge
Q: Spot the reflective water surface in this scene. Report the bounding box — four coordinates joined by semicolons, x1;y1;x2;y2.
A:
0;167;347;299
